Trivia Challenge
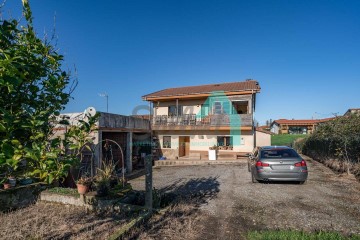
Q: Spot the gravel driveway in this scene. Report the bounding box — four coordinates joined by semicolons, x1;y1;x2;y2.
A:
129;156;360;239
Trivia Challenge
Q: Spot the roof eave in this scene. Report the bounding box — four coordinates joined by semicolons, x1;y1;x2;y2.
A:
142;88;260;101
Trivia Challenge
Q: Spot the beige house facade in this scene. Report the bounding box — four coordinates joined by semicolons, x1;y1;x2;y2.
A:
143;80;270;160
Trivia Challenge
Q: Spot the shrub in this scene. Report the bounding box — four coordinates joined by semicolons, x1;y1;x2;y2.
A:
301;114;360;180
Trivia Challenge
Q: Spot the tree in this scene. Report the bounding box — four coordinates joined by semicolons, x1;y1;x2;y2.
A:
0;0;96;184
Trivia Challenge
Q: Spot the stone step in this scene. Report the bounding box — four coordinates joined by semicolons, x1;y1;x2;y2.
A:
154;159;247;166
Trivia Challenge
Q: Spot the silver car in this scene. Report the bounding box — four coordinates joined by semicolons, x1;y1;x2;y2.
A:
248;146;308;184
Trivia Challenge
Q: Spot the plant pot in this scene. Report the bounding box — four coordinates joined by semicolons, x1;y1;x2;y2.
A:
208;149;217;160
8;178;16;187
76;184;90;195
3;183;11;189
19;178;33;185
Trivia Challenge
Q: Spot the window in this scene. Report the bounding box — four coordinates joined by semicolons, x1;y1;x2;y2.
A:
217;136;233;147
168;105;182;116
260;149;299;158
163;136;171;148
232;101;248;114
214;102;222;114
288;126;308;134
213;100;233;114
222;101;231;114
201;104;209;117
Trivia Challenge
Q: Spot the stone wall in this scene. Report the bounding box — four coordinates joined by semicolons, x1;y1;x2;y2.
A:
0;183;46;212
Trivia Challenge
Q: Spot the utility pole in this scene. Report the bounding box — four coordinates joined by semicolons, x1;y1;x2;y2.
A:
99;92;109;112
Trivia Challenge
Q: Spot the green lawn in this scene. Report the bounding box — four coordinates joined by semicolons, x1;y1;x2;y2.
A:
248;230;360;240
271;134;307;146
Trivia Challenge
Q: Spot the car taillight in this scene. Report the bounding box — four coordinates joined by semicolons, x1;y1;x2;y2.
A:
256;161;269;167
295;160;307;167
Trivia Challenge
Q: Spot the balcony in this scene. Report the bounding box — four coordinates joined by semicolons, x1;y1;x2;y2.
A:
152;114;253;131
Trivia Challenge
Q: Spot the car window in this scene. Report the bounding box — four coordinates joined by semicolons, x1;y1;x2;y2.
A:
260;149;299;159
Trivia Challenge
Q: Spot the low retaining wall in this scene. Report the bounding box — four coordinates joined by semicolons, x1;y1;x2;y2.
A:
0;183;46;212
40;191;85;207
40;190;145;212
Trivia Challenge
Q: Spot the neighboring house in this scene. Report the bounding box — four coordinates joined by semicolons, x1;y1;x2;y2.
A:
270;118;334;135
257;125;271;132
344;108;360;116
142;80;266;160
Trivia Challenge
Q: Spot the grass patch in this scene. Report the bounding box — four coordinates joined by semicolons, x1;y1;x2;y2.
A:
271;134;306;146
47;187;80;197
248;230;360;240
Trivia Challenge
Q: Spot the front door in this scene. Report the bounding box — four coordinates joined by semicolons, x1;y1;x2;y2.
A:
179;136;190;157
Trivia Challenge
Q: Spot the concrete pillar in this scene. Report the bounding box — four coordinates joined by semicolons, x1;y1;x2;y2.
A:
94;131;102;176
126;132;133;173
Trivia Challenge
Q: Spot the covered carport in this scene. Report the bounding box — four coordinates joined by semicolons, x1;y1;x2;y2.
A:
96;112;151;174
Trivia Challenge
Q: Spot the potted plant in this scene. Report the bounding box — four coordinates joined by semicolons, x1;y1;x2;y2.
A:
209;145;218;160
19;172;33;185
94;161;117;197
76;176;93;195
94;177;110;197
8;176;16;188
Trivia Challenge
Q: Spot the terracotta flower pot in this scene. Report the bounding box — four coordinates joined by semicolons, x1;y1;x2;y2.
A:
3;183;11;189
76;184;89;195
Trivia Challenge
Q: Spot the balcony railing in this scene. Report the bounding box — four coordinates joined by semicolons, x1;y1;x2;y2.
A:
152;114;252;127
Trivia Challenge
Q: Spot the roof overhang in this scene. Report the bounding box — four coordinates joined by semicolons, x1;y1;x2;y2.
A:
142;90;260;101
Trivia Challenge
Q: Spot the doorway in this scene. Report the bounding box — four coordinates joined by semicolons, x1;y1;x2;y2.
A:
179;136;190;157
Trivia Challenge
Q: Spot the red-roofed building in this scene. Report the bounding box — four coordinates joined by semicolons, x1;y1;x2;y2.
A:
142;79;269;159
270;118;335;134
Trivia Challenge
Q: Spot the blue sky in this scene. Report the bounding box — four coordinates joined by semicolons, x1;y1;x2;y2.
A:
3;0;360;125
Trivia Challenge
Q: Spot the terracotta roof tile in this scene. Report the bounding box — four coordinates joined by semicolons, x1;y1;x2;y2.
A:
256;127;274;135
142;80;260;100
273;117;335;126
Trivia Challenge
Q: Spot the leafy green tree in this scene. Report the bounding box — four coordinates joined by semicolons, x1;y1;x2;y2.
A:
302;114;360;175
0;0;96;184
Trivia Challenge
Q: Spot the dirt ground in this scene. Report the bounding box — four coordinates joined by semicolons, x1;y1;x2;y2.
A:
0;202;132;240
1;157;359;240
129;157;360;239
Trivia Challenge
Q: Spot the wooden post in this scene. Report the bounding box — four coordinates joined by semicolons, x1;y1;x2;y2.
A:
145;101;153;210
145;155;153;210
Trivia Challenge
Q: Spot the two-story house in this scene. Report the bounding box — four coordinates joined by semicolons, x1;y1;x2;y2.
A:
142;80;262;160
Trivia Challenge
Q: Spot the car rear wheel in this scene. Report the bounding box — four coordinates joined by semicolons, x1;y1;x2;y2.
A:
251;171;258;183
299;181;306;185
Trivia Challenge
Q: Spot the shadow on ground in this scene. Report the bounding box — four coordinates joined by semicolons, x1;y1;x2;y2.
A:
124;176;220;240
160;176;220;204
